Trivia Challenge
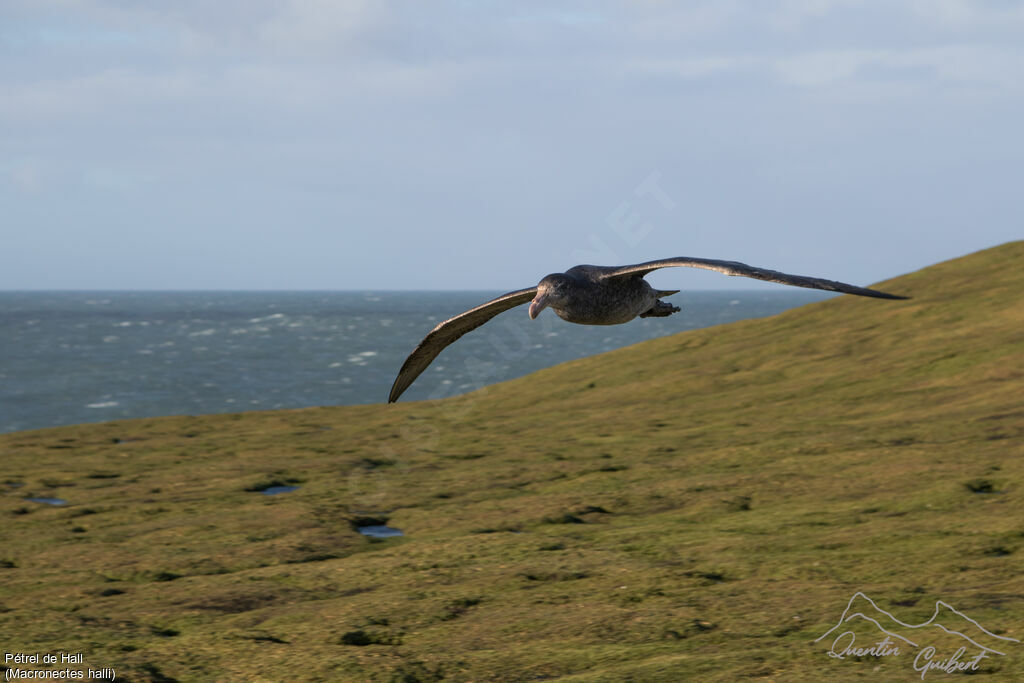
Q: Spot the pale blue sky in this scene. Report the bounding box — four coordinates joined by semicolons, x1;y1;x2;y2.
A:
2;1;1021;290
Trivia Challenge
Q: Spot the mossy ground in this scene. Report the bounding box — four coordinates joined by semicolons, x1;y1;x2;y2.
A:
2;242;1022;681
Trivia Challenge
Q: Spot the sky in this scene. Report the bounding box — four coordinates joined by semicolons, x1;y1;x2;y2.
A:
2;1;1022;291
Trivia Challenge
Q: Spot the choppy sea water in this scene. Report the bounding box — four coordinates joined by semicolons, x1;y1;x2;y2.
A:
0;290;829;434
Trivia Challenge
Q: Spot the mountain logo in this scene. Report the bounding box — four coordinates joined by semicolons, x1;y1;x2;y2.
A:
815;592;1019;677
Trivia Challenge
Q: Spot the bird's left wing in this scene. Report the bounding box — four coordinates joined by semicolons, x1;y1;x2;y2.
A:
601;257;908;300
389;287;538;403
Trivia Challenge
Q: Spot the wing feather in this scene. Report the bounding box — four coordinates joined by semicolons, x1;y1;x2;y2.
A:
602;257;908;300
388;287;537;403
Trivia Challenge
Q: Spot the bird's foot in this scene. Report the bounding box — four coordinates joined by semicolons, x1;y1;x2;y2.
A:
640;301;681;318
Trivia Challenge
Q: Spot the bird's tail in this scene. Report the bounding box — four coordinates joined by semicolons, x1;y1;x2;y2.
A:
656;289;680;298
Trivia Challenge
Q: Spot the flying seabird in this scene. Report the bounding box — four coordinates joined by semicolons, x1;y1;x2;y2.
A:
388;257;908;403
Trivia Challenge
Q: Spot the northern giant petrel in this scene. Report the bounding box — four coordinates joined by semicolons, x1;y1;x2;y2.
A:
388;257;907;403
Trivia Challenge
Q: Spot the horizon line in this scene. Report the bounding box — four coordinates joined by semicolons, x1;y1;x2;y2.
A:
0;287;837;294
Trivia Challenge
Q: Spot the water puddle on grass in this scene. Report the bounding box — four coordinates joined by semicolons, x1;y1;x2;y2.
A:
351;514;404;538
26;497;68;506
356;525;404;538
260;485;300;496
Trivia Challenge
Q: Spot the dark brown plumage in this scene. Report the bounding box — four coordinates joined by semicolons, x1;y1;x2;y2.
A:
388;257;907;403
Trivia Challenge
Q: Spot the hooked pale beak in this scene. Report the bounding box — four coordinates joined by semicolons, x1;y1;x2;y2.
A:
528;293;549;319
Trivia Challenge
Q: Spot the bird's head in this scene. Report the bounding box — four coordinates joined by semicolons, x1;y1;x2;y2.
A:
529;273;572;319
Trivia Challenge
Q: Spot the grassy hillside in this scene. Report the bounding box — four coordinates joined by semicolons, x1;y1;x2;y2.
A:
2;241;1022;682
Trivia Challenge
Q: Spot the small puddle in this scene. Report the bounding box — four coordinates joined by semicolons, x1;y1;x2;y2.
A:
260;485;299;496
26;497;68;506
357;525;404;538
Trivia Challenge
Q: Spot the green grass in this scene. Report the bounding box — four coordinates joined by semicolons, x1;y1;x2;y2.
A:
2;241;1023;681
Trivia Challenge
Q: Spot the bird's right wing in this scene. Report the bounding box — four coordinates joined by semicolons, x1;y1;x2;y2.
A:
388;287;538;403
602;257;908;300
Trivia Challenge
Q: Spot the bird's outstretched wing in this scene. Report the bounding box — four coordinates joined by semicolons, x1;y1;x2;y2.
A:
389;287;537;403
602;257;908;300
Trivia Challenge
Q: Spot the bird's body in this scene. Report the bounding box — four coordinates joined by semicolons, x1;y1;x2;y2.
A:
388;256;907;403
542;265;673;325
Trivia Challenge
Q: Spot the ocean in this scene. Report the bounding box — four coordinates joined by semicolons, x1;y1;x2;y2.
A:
0;290;829;434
